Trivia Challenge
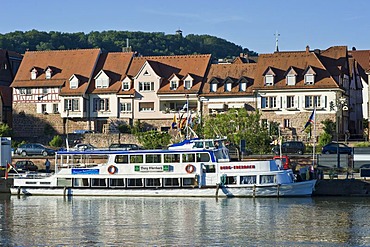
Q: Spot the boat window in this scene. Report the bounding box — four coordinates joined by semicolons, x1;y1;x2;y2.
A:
57;178;72;187
225;176;237;185
182;153;195;162
240;175;256;184
164;178;180;187
205;141;215;148
130;155;143;163
115;155;128;164
194;142;204;148
73;178;90;187
183;178;196;187
203;164;215;173
145;178;161;187
164;153;180;163
146;154;161;163
260;175;276;184
91;178;107;187
196;153;210;162
110;178;125;187
127;178;143;187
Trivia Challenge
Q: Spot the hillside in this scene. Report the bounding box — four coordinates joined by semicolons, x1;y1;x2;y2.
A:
0;30;257;59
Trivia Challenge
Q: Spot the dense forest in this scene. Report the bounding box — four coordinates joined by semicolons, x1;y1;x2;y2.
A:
0;30;257;59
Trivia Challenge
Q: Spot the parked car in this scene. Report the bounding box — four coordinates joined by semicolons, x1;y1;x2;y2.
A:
73;143;95;151
272;141;305;155
12;160;38;173
15;143;56;157
321;142;352;154
109;143;141;150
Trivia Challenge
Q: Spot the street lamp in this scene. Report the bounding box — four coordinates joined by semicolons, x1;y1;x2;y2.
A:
333;97;348;168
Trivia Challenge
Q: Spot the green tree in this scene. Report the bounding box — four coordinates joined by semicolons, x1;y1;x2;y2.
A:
0;123;12;137
135;130;171;149
202;109;270;154
49;135;63;147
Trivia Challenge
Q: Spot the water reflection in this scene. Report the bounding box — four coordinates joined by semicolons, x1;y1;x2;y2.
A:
0;195;369;246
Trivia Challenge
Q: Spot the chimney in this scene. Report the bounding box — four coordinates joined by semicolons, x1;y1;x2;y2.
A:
306;45;310;53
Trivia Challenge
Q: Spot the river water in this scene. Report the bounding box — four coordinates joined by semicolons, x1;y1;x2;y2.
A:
0;195;369;246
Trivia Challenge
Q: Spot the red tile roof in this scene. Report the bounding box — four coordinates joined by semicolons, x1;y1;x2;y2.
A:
202;63;257;97
88;52;134;95
11;49;101;96
253;48;343;90
127;54;211;94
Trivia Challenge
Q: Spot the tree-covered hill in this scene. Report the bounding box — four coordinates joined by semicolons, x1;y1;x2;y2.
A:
0;30;257;59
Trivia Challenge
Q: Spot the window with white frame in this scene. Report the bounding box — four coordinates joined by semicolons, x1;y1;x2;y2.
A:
64;98;79;111
261;96;277;109
305;74;315;85
122;81;130;91
210;83;217;92
139;82;155;92
170;80;178;90
283;119;291;128
70;75;79;89
96;78;109;88
93;98;110;112
184;80;192;89
264;75;274;86
139;102;154;112
120;102;132;112
53;104;59;113
19;88;32;95
225;83;232;92
42;88;48;94
45;68;52;79
287;96;295;109
31;68;37;80
305;95;321;108
239;82;246;92
286;74;296;85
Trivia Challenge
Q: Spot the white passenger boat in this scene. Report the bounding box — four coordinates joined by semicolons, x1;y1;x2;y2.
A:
10;139;316;197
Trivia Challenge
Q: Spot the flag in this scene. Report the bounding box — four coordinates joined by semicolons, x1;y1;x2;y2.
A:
171;115;177;129
5;163;11;179
303;108;316;131
181;103;188;111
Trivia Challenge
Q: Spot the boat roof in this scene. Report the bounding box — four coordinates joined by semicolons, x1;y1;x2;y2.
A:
56;148;214;155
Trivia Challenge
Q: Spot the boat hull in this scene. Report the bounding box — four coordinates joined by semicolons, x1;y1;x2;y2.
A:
10;180;316;197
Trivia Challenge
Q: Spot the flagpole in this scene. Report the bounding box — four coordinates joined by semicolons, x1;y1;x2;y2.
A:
313;106;316;168
185;94;189;139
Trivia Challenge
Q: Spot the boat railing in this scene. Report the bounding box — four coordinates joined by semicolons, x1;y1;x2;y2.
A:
57;162;99;169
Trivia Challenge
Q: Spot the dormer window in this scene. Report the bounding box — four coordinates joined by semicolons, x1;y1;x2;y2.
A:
224;82;232;92
263;67;275;86
122;81;130;91
210;83;218;92
286;67;297;85
170;80;178;90
265;75;274;86
94;70;110;89
305;74;315;85
304;66;316;85
239;82;246;92
69;75;79;89
183;74;194;90
184;80;191;89
45;67;53;79
31;68;38;80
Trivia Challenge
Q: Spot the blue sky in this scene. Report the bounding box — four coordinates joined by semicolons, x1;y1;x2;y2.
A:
2;0;370;54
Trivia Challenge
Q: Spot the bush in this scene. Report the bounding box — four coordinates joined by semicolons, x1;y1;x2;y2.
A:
49;135;63;147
